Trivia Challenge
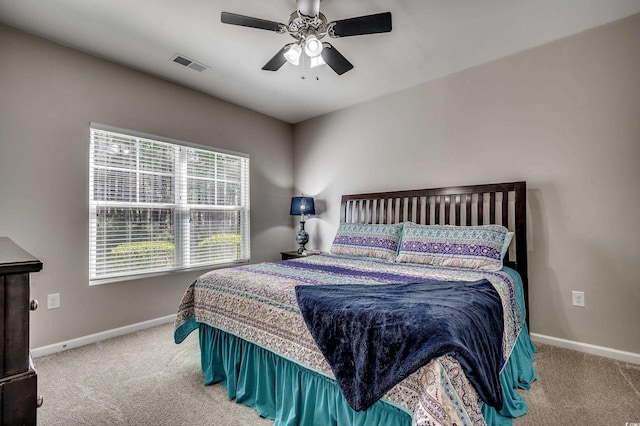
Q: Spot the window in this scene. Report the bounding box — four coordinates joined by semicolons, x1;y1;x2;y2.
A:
89;124;250;283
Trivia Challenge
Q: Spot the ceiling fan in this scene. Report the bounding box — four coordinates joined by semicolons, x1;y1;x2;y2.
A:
221;0;392;75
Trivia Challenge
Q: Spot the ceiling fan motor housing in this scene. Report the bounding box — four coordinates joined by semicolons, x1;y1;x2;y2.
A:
287;12;328;43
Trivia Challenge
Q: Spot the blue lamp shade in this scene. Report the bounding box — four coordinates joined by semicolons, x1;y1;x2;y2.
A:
290;196;315;216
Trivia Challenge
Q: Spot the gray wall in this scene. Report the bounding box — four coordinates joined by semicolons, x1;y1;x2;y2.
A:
294;14;640;354
0;25;294;348
2;13;639;356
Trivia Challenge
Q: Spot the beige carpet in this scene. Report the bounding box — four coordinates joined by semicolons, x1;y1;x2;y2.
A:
35;324;271;426
514;342;640;426
35;323;640;425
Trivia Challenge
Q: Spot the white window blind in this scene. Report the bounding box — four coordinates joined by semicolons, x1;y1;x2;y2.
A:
89;124;250;283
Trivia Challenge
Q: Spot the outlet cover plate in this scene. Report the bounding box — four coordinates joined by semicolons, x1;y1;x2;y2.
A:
47;293;60;309
572;291;585;307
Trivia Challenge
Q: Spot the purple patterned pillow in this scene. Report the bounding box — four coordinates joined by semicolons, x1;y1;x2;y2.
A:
330;223;403;261
396;223;511;271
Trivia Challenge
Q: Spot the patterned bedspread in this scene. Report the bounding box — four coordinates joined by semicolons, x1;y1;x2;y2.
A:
175;254;525;426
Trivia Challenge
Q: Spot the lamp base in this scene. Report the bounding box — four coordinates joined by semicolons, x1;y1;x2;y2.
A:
296;220;309;254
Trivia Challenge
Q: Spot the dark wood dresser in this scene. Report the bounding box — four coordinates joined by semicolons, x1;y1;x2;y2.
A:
0;237;42;426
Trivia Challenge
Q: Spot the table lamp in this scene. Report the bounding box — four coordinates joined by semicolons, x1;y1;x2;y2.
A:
290;196;315;254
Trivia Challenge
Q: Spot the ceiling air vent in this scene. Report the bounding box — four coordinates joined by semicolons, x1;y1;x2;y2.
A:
170;54;209;72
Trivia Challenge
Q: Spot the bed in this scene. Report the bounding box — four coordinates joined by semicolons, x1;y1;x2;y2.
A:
175;181;536;425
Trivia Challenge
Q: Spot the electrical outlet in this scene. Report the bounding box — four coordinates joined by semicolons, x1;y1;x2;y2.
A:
572;291;585;307
47;293;60;309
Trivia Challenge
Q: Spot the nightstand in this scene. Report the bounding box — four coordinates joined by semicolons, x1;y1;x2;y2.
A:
281;251;319;261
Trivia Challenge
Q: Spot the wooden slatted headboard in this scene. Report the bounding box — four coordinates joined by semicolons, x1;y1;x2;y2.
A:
340;182;529;325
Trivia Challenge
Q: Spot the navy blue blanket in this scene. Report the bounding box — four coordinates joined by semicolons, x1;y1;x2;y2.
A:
295;279;504;412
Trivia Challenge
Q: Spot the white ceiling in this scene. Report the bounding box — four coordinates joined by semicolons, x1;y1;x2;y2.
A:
1;0;639;124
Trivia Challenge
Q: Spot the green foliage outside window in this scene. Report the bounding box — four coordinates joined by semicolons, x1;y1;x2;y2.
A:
110;234;241;272
197;234;241;259
111;241;175;271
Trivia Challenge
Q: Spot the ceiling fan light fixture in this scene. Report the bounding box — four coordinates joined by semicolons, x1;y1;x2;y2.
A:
304;36;323;57
284;43;302;65
309;55;325;68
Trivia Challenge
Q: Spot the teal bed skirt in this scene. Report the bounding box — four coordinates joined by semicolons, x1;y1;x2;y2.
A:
195;321;536;425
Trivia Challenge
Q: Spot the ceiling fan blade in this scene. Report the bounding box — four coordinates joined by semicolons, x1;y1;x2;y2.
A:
330;12;392;37
262;44;292;71
297;0;320;18
321;43;354;75
221;12;285;32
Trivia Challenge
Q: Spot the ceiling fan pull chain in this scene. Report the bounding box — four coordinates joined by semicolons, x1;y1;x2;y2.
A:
301;53;307;80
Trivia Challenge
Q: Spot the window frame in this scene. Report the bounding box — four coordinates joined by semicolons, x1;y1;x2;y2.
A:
89;123;250;285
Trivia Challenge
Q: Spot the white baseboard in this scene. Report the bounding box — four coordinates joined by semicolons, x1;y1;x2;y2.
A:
530;333;640;365
31;314;176;358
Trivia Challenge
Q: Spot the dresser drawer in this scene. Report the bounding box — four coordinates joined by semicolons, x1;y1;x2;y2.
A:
0;369;37;426
0;273;31;378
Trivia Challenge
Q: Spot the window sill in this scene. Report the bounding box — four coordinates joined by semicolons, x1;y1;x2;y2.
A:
89;259;250;286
